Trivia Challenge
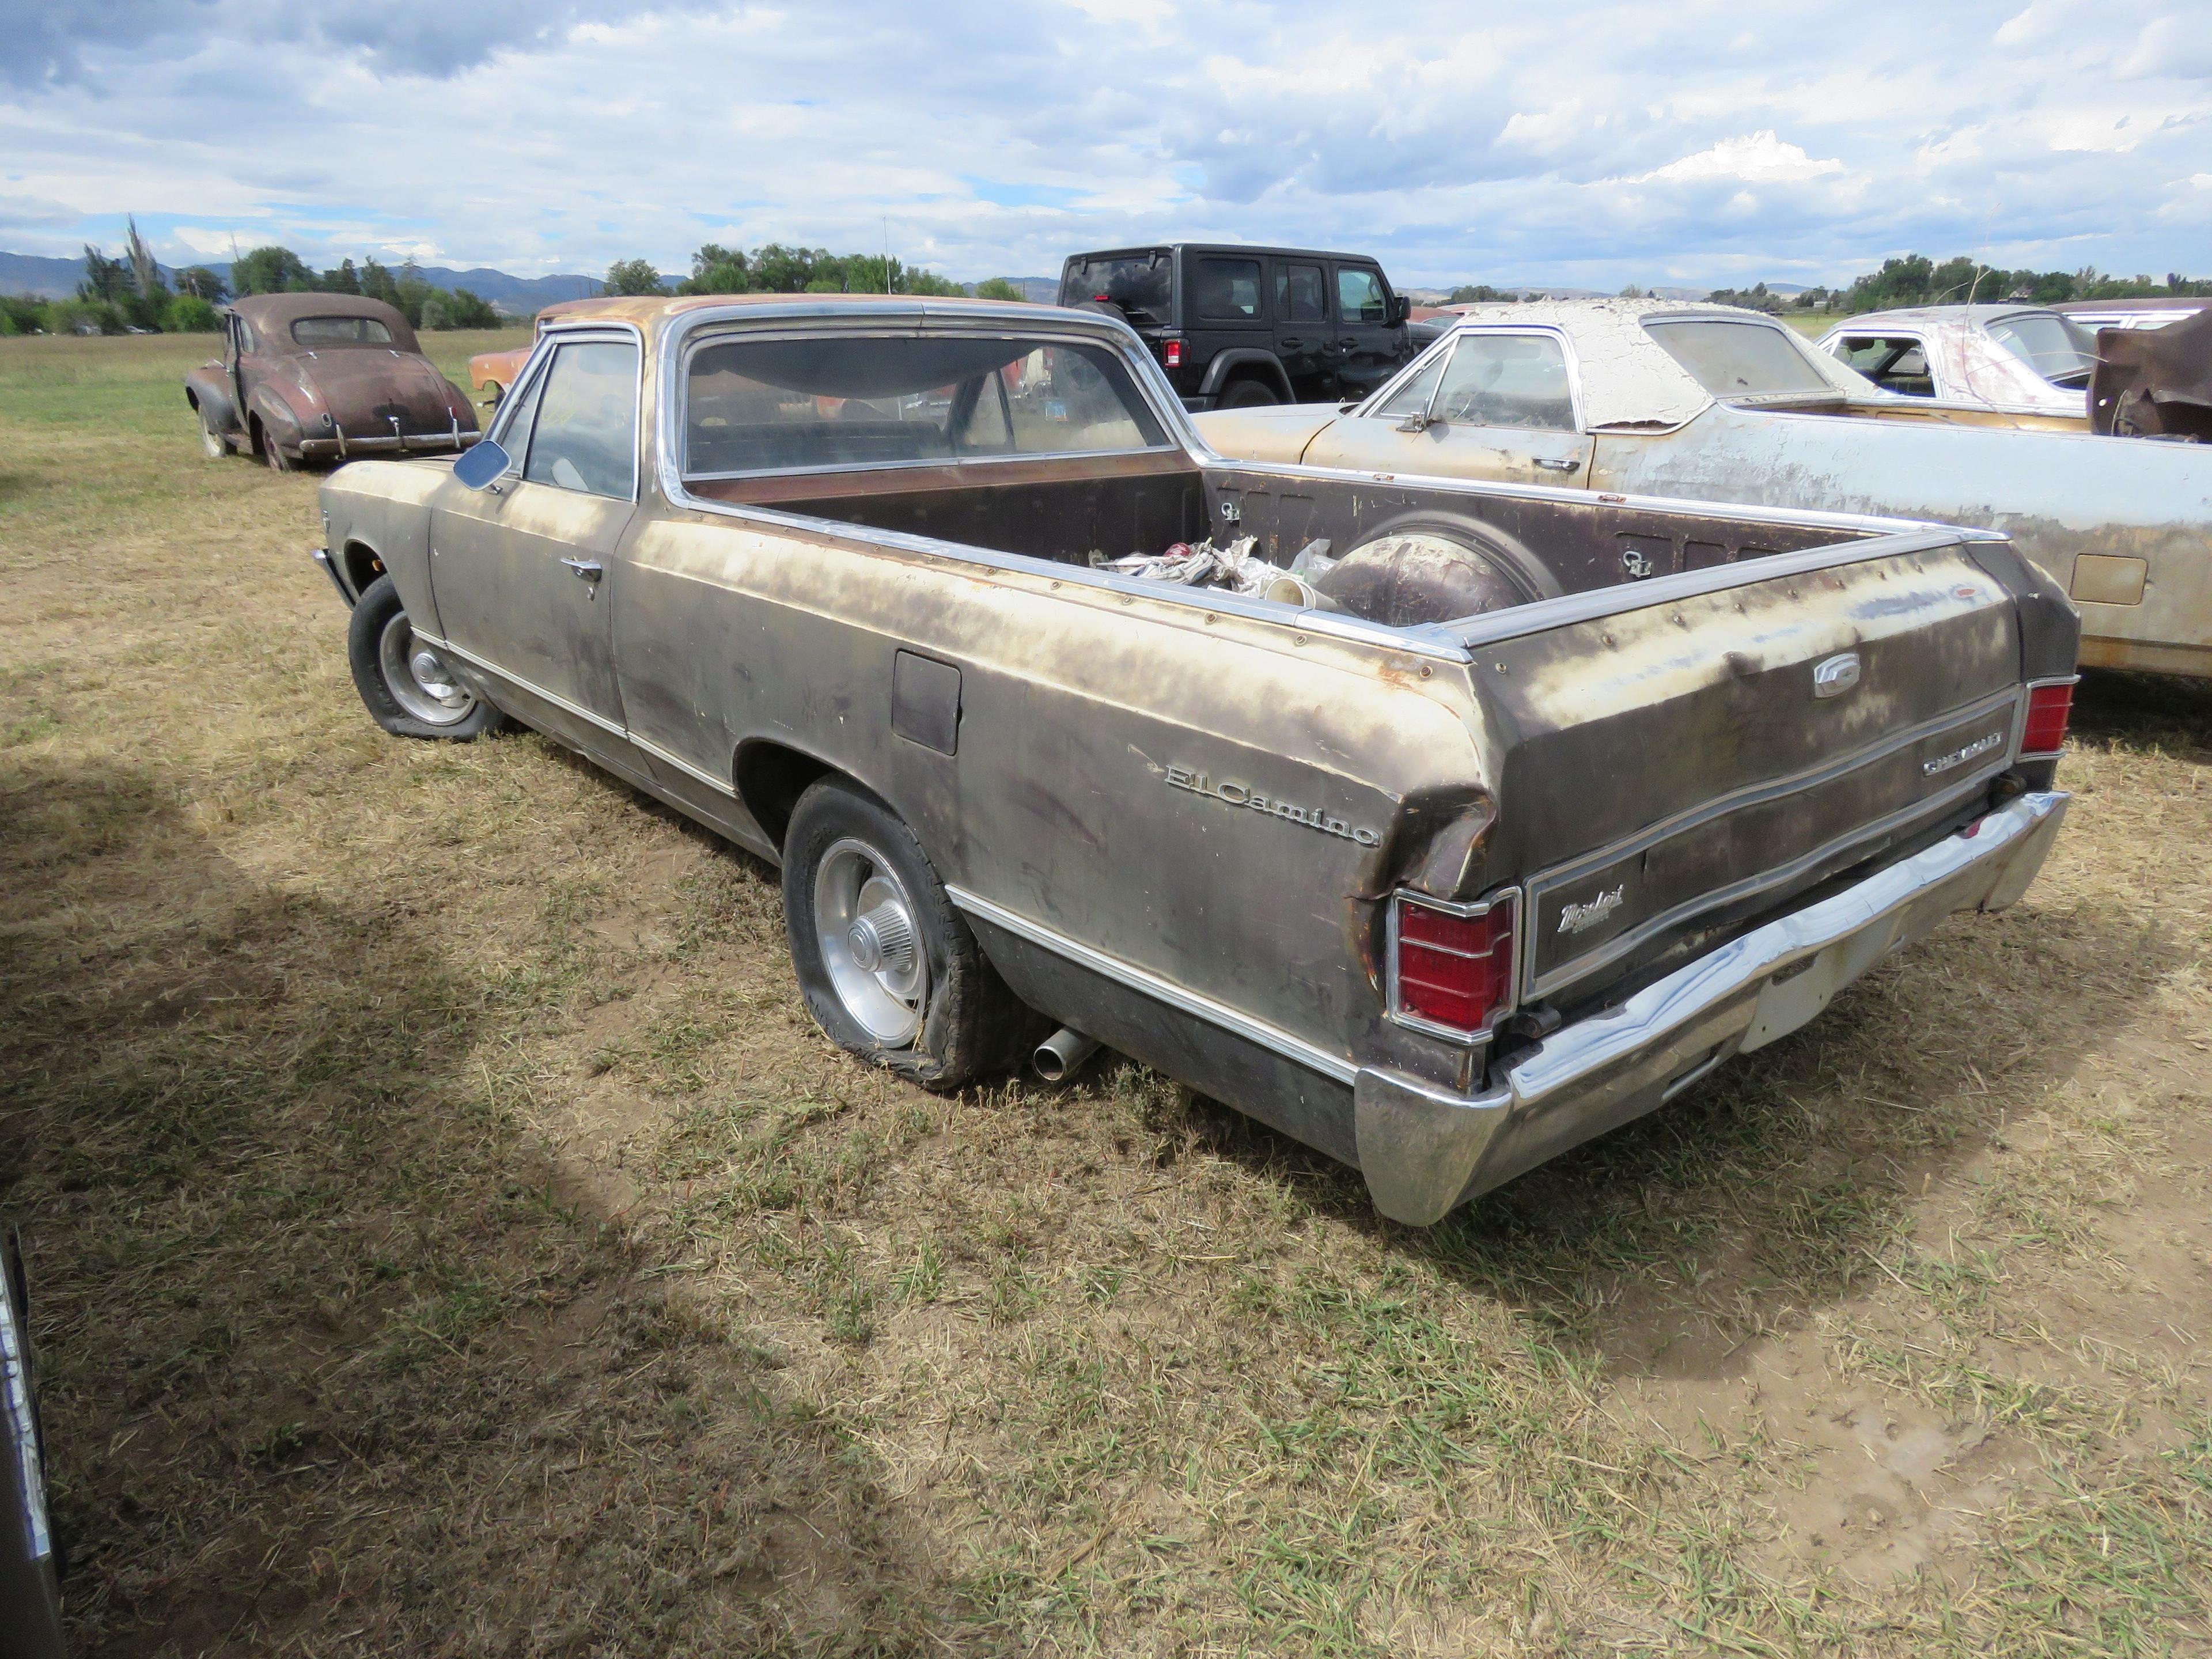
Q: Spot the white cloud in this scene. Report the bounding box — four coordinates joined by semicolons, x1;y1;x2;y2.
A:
1635;131;1846;185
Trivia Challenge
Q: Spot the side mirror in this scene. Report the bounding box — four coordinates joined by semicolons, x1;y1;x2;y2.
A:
453;438;510;490
1389;295;1411;326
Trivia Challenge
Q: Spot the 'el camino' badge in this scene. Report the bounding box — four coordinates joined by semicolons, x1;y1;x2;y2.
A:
1557;885;1626;935
1165;766;1380;846
1922;731;2005;778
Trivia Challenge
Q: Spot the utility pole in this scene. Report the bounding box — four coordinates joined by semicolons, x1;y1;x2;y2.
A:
884;217;892;294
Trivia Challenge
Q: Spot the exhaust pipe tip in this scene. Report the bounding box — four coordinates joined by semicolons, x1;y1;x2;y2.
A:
1033;1027;1101;1084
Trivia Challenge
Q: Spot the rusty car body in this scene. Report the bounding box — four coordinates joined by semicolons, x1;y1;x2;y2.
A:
311;294;2075;1224
467;297;617;404
1199;299;2212;678
184;293;478;469
1816;305;2092;427
2090;305;2212;442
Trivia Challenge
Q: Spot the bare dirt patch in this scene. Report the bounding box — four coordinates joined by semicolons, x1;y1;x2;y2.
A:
2;332;2208;1656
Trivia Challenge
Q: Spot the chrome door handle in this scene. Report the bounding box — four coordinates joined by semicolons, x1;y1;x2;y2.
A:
1532;457;1581;472
561;558;603;582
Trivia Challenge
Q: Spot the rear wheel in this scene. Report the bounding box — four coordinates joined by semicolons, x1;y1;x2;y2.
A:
259;421;293;472
1218;376;1282;409
782;780;1037;1090
347;575;506;741
481;381;503;407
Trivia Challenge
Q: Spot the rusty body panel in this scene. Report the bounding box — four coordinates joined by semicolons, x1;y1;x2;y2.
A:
316;294;2075;1222
184;293;478;467
2090;305;2212;442
467;297;624;402
1199;300;2212;679
1816;305;2091;424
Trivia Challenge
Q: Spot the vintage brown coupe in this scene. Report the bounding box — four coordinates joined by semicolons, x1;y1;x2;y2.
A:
184;293;478;470
312;295;2075;1224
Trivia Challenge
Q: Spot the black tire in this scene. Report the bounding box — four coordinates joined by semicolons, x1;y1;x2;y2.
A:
347;575;507;741
783;779;1039;1091
258;419;294;472
1218;376;1282;409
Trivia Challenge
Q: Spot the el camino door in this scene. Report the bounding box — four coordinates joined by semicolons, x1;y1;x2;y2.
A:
1302;329;1594;487
430;335;641;756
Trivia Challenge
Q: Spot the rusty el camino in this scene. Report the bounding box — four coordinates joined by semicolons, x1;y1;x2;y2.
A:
1200;299;2212;679
312;294;2076;1224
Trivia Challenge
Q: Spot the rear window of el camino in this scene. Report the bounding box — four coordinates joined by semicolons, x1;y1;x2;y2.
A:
291;316;395;346
1644;319;1831;398
681;334;1171;478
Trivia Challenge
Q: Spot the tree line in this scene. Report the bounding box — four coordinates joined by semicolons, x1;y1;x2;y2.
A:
0;225;503;337
602;243;1028;302
1707;255;2212;316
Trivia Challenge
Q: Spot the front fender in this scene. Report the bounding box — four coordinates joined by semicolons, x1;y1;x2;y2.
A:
183;365;236;434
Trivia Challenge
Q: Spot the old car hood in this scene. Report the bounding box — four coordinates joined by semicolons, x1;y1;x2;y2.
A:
287;350;476;437
1192;404;1344;465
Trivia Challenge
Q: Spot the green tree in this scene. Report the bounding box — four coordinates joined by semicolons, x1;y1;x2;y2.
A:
974;277;1027;302
175;266;228;302
232;245;314;296
319;257;362;294
79;244;133;302
748;244;832;292
421;287;500;329
164;294;222;332
680;243;750;294
604;257;668;296
359;257;402;309
1445;283;1503;304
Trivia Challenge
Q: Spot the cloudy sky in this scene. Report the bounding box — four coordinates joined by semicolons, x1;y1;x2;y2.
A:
3;0;2208;289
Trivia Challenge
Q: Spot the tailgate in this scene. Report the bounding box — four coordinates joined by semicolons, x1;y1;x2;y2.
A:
1465;537;2027;1006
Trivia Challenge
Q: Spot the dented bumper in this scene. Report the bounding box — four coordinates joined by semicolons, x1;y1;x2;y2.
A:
1354;790;2070;1224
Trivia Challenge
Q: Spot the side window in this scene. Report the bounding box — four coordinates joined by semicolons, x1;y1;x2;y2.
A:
1375;353;1447;419
1432;334;1577;431
1336;266;1388;324
1838;335;1933;397
1274;263;1327;323
522;339;640;499
1195;257;1264;321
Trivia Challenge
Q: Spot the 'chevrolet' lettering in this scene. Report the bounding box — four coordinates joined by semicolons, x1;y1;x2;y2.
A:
1922;731;2005;778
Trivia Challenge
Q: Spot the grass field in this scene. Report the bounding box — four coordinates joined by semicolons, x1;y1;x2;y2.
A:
2;329;2209;1657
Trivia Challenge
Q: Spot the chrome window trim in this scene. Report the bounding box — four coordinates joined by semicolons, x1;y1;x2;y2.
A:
1412;324;1590;437
673;322;1180;482
1354;328;1460;420
1519;684;2022;1003
1385;886;1521;1048
946;883;1359;1086
488;323;647;504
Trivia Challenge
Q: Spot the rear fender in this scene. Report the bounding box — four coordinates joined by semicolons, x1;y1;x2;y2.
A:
1198;349;1293;402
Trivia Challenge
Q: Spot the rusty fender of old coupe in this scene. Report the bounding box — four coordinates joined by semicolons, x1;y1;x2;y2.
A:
1200;299;2212;680
313;294;2077;1224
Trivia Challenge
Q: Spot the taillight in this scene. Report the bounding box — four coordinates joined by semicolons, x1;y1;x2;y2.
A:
2020;681;2074;757
1390;890;1517;1041
1164;339;1184;369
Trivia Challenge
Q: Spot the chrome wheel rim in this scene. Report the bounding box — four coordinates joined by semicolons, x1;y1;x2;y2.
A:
813;838;927;1047
377;612;476;726
199;423;225;459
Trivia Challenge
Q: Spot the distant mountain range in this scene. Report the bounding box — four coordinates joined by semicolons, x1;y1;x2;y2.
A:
0;250;605;313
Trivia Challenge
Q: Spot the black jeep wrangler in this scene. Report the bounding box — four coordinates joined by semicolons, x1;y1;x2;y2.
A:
1057;243;1415;410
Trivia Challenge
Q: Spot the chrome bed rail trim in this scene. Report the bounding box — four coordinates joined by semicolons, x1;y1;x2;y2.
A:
946;885;1359;1086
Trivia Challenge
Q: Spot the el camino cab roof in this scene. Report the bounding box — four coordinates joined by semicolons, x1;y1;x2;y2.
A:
1434;298;1875;430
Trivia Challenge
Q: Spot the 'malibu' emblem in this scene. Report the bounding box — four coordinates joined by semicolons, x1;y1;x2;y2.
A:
1165;765;1381;847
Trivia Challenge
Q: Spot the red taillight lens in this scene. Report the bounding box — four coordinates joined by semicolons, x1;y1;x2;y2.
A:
2021;681;2074;756
1392;892;1517;1039
1164;340;1184;368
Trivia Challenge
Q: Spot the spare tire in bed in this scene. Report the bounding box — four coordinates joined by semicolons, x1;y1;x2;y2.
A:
1312;524;1551;627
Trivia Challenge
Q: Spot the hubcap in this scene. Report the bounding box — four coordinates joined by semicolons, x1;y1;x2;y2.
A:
813;840;926;1046
377;612;477;726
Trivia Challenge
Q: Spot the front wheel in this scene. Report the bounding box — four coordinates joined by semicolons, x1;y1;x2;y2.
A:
782;781;1037;1090
199;418;231;459
346;575;507;741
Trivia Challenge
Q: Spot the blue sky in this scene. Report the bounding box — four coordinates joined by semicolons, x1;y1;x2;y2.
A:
2;0;2207;289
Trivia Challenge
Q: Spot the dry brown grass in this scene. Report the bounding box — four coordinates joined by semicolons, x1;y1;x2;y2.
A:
2;331;2209;1657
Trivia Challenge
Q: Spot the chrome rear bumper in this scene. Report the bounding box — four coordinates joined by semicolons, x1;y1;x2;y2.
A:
1354;790;2070;1224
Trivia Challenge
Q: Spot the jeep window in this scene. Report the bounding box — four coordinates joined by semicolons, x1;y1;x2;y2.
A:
1275;263;1327;324
291;316;395;347
1061;253;1172;325
1195;258;1263;321
1336;267;1388;324
1374;351;1448;419
521;339;639;499
1834;335;1934;397
1987;312;2096;389
1645;319;1831;398
1433;334;1576;431
683;334;1169;478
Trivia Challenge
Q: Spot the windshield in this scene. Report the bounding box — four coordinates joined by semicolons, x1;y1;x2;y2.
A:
683;332;1171;477
1987;312;2096;388
1643;319;1833;398
1060;252;1173;326
290;316;394;346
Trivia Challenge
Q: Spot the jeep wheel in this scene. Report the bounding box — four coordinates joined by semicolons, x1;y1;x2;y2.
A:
1219;377;1282;409
783;780;1038;1091
347;575;507;740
